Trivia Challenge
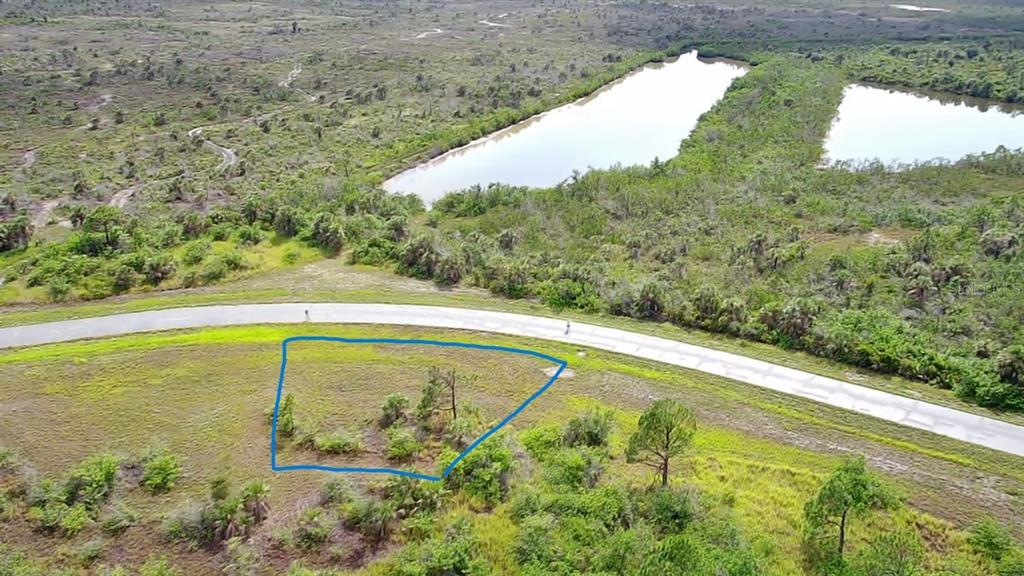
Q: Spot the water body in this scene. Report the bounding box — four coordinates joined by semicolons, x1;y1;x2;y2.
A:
384;51;747;204
822;84;1024;167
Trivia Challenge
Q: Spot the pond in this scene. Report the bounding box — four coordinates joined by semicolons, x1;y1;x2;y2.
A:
383;51;747;204
822;84;1024;167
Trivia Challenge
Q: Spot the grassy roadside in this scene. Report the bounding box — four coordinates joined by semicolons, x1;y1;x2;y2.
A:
3;262;1024;429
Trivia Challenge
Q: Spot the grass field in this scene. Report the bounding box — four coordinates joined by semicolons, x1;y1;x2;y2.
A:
1;324;1021;574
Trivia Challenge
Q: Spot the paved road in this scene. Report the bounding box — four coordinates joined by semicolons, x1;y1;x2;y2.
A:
1;303;1022;457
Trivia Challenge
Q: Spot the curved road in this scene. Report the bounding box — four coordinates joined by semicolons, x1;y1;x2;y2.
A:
1;303;1021;457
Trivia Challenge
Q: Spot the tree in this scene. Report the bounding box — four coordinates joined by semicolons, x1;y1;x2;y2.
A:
803;456;897;565
417;367;459;425
0;214;32;252
241;481;270;524
273;205;300;238
83;205;124;248
626;400;697;487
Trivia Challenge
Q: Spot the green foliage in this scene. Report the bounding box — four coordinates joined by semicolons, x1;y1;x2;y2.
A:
313;428;362;454
802;456;899;569
385;426;421;462
139;557;182;576
968;516;1015;562
644;487;700;535
562;408;614;448
440;433;515;505
140;449;182;494
380;393;410;428
278;393;297;438
294;507;333;549
65;453;120;511
344;497;396;544
847;530;924;576
626;400;697;486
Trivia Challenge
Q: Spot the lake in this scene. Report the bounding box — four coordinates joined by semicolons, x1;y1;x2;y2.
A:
822;84;1024;167
384;51;747;204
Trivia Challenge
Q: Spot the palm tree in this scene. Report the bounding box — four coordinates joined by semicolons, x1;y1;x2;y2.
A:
241;481;270;524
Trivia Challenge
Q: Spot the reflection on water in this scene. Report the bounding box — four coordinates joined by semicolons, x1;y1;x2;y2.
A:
823;84;1024;167
384;51;747;204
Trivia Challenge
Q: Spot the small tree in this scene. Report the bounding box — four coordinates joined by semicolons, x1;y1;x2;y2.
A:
625;400;696;487
83;205;124;248
277;393;296;438
803;456;897;565
416;367;458;426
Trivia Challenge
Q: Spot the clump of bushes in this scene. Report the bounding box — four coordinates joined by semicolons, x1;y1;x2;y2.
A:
164;478;271;546
27;453;121;536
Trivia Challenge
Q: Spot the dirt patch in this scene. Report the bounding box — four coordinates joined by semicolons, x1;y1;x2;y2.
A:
30;199;59;228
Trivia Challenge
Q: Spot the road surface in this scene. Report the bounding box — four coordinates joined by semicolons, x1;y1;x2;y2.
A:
1;303;1021;457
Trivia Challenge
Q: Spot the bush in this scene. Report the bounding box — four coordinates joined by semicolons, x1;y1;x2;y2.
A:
645;487;700;534
563;408;613;448
968;516;1014;561
319;480;353;506
66;453;120;511
440;433;514;505
101;502;139;535
344;497;395;543
380;393;410;428
58;502;92;536
520;425;562;460
294;507;332;549
181;240;210;266
385;427;421;462
141;449;182;494
313;428;362;454
139;557;182;576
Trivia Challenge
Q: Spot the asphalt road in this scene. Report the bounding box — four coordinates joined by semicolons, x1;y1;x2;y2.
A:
1;303;1021;457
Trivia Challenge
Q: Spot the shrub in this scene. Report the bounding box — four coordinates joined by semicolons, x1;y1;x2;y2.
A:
66;453;121;511
278;393;297;438
968;516;1014;561
141;449;182;494
59;502;92;536
181;240;210;266
294;507;332;549
319;479;353;506
440;433;514;505
562;408;613;448
101;502;139;535
385;427;421;462
139;557;182;576
344;497;396;543
313;428;362;454
645;487;700;534
380;393;410;428
543;447;604;488
520;425;562;460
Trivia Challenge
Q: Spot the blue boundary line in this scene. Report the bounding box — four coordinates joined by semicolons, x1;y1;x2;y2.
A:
270;336;567;481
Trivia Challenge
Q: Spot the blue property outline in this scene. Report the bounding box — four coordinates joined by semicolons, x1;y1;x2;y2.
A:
271;336;567;481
